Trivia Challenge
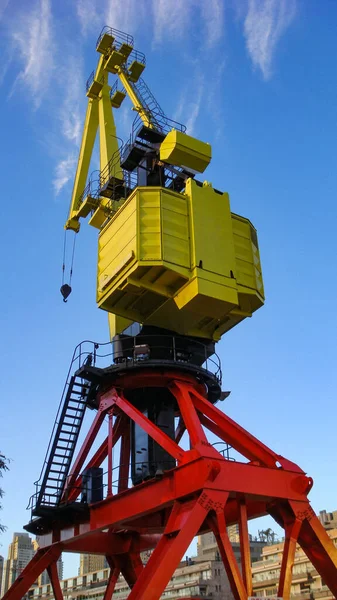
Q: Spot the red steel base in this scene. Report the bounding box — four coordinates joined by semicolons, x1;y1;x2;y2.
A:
4;370;337;600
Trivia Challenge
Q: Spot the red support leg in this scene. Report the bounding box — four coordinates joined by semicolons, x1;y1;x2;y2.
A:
127;496;211;600
47;560;64;600
2;546;62;600
66;413;126;502
118;423;130;493
295;504;337;596
170;381;208;447
107;410;114;496
209;508;247;600
190;385;282;467
238;498;252;596
120;552;144;588
278;517;302;599
102;389;185;462
103;561;120;600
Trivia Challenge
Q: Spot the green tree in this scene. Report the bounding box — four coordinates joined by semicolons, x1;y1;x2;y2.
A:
0;452;9;533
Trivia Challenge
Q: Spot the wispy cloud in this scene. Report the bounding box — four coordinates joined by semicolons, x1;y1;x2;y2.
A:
53;154;77;195
10;0;54;107
174;68;205;136
59;55;83;146
152;0;225;48
243;0;297;80
53;52;85;195
76;0;225;50
152;0;191;45
0;0;9;21
106;0;146;33
201;0;225;48
77;0;100;36
76;0;146;37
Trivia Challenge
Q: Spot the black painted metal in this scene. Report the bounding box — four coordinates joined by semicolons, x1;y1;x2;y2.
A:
34;375;90;515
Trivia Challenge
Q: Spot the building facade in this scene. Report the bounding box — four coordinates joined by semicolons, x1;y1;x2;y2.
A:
197;529;265;565
28;558;232;600
0;556;3;595
79;554;108;576
251;527;337;598
319;509;337;531
1;532;35;596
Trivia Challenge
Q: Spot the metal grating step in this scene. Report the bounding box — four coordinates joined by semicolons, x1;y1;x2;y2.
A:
49;468;67;473
35;374;91;511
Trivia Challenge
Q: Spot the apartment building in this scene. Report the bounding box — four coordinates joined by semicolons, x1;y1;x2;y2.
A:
1;532;35;596
28;557;232;600
251;528;337;598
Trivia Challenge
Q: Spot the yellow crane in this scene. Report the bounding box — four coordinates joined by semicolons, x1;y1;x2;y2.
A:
64;26;264;343
4;27;337;600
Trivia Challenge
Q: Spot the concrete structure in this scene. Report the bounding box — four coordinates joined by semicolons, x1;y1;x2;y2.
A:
1;533;35;596
0;556;3;595
79;554;108;575
28;558;232;600
251;528;337;598
197;530;265;565
319;509;337;531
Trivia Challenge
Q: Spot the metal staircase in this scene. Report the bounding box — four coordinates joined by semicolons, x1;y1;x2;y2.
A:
133;77;167;130
33;375;90;515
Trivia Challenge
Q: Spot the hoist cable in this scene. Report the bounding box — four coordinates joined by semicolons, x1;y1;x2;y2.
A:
69;233;77;285
62;230;67;286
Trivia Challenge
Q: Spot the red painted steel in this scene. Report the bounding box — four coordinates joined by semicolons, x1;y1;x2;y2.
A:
238;499;252;596
47;561;63;600
3;370;337;600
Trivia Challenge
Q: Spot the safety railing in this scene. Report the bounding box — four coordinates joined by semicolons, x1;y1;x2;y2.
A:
109;79;126;100
73;178;101;212
126;47;146;70
28;459;176;516
96;26;134;50
71;335;222;383
86;70;95;93
131;108;186;143
85;70;109;95
98;142;125;189
212;442;235;461
72;144;193;226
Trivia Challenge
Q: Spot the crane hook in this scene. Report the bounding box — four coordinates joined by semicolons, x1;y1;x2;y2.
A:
60;284;72;303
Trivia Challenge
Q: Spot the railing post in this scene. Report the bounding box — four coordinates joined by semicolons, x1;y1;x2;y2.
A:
172;336;176;362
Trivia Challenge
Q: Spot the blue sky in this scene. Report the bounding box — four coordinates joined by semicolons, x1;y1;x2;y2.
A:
1;0;337;580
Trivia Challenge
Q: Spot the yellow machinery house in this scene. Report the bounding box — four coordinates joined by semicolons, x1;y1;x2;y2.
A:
97;178;264;341
65;27;264;341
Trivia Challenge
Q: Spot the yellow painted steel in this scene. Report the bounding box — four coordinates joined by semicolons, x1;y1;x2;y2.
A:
88;81;122;230
65;29;265;342
65;98;99;232
160;131;211;173
117;68;152;128
65;39;150;233
96;180;264;340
